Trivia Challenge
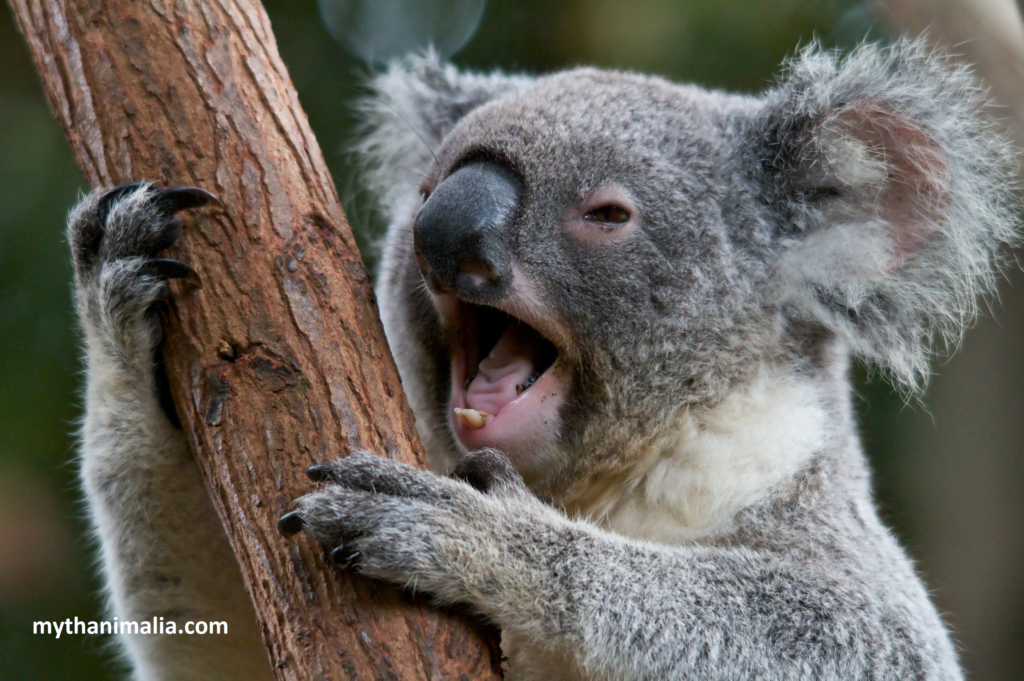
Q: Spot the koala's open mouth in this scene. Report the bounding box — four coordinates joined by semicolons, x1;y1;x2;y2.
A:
449;300;564;456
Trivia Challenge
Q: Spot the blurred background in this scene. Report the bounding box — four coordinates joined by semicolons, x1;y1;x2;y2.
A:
0;0;1021;678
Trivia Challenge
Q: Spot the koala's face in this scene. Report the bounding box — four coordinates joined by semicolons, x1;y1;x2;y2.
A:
366;49;1015;490
386;70;773;487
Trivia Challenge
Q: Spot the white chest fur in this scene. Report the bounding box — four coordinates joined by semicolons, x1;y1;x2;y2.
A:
574;369;829;544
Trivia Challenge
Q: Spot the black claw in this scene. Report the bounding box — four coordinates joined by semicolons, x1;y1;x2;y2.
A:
277;511;305;537
152;187;225;215
98;182;148;220
151;216;183;252
307;465;333;483
146;258;201;287
330;545;359;568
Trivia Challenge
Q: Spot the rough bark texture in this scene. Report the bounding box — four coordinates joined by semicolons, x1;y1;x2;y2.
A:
7;0;502;679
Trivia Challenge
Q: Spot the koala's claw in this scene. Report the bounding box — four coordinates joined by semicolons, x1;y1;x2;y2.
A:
329;545;360;568
151;186;225;215
277;511;305;537
145;258;202;288
96;181;149;221
306;464;333;483
149;217;183;253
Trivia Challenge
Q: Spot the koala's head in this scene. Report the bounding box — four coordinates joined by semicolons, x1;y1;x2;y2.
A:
358;42;1017;492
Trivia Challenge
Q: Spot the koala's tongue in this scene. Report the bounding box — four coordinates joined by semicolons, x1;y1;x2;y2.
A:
465;322;541;416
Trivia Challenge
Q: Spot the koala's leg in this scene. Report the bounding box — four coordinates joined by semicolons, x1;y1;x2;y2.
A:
70;184;273;681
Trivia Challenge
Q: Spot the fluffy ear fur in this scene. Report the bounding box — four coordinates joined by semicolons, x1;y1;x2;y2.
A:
355;51;534;221
756;40;1020;391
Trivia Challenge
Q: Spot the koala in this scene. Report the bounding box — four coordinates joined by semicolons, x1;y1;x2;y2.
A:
70;40;1017;680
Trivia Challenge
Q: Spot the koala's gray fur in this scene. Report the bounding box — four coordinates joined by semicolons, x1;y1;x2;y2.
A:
70;40;1016;680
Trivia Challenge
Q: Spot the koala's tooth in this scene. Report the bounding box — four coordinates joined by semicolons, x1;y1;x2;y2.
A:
455;407;490;429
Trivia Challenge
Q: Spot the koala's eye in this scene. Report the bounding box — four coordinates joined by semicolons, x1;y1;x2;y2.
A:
584;205;630;225
567;187;638;243
420;190;432;202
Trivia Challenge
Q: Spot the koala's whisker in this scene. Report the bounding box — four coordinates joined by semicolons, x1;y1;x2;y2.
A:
390;162;433;183
370;175;426;189
360;93;440;168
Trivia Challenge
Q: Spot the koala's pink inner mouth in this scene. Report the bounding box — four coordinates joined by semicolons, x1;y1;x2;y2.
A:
452;302;559;423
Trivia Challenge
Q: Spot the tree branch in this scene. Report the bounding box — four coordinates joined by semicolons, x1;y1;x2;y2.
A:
6;0;502;678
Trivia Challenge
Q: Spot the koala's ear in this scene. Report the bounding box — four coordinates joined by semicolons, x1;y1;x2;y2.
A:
355;51;533;217
755;40;1020;390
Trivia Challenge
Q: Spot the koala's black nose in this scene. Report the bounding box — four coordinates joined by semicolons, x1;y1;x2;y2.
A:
414;161;521;300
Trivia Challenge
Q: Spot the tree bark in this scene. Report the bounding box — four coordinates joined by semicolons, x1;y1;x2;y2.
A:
7;1;502;679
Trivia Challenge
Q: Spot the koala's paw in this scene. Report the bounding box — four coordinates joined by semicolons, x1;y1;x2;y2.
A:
69;183;220;362
278;449;544;605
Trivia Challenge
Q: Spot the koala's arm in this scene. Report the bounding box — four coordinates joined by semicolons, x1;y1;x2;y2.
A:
283;451;951;681
71;185;273;680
